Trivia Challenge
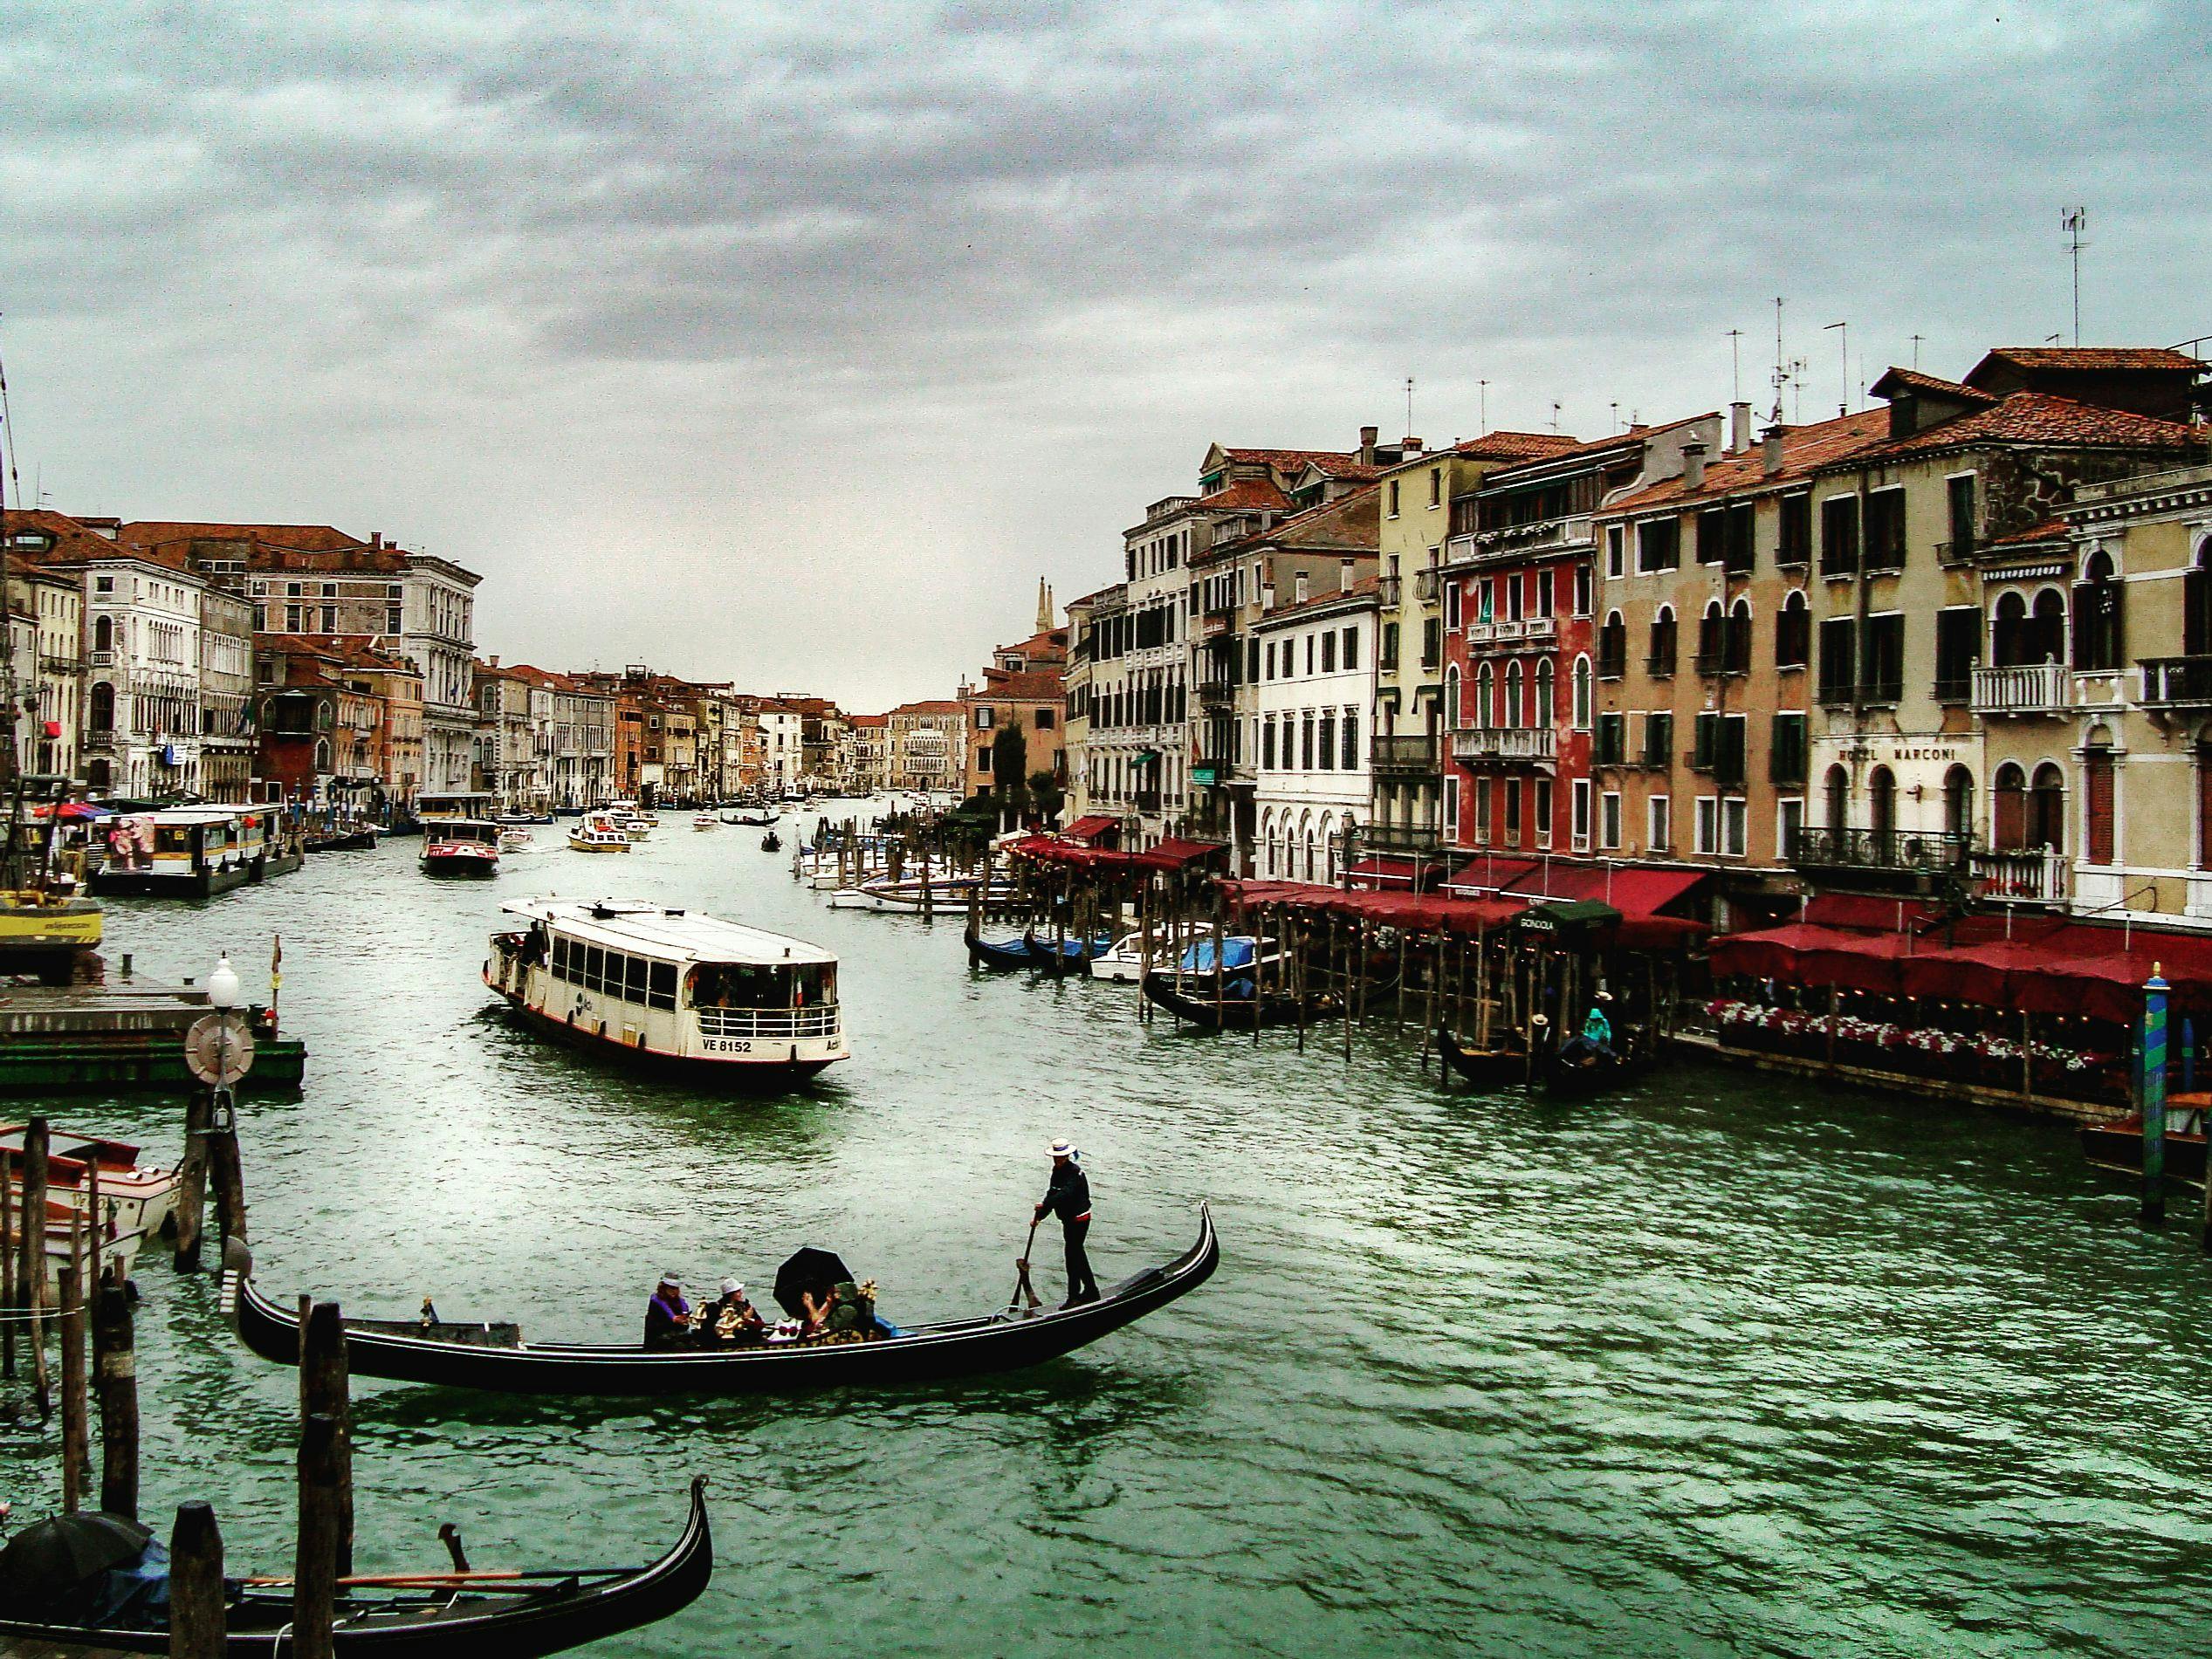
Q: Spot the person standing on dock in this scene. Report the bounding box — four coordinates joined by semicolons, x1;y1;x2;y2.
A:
1034;1140;1098;1306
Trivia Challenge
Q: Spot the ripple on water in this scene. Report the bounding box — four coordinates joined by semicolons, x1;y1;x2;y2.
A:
3;829;2210;1656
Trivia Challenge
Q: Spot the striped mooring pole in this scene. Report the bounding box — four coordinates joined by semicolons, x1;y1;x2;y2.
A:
2142;963;2168;1229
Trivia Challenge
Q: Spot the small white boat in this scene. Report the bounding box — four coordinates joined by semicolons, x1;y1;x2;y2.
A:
692;813;717;832
1090;931;1153;984
2;1123;180;1241
569;817;633;853
823;875;1015;914
499;826;536;853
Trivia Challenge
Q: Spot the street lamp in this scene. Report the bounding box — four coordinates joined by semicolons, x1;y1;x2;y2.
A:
208;954;239;1011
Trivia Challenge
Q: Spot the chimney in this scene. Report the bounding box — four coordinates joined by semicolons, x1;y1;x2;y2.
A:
1729;401;1752;454
1339;557;1354;593
1403;436;1425;455
487;655;499;668
1295;571;1309;605
1358;425;1378;465
1036;577;1052;632
1762;425;1785;476
1680;439;1707;493
370;532;382;550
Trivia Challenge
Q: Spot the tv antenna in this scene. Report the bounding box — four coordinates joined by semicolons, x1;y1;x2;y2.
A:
1405;375;1415;439
1769;298;1789;425
2062;207;2088;345
1910;333;1926;370
1824;321;1849;415
1726;328;1744;402
1550;401;1563;435
1478;379;1488;434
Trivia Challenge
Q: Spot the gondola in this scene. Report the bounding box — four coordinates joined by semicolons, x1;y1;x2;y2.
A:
306;828;379;853
1435;1025;1528;1090
759;831;782;853
0;1478;712;1656
1542;1039;1652;1099
1021;928;1112;977
1139;972;1311;1032
229;1208;1216;1396
2079;1114;2209;1185
964;922;1037;972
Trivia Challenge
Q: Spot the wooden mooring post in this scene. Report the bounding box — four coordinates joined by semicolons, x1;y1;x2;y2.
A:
209;1093;249;1248
170;1502;227;1658
1;1144;14;1380
2142;964;2169;1229
94;1276;138;1518
58;1248;87;1510
300;1298;355;1575
295;1411;342;1658
175;1088;212;1272
17;1116;50;1417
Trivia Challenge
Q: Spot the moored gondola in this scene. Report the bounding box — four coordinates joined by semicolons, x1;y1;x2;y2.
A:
1542;1040;1652;1099
1139;972;1310;1032
1435;1025;1527;1090
1021;928;1112;977
964;922;1036;972
228;1207;1216;1396
0;1478;711;1656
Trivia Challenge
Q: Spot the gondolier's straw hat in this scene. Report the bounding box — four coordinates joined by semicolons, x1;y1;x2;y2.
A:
1049;1139;1075;1159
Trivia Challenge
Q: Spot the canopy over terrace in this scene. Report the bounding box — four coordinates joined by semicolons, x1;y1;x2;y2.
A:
1222;880;1523;935
1006;834;1229;875
1709;918;2212;1025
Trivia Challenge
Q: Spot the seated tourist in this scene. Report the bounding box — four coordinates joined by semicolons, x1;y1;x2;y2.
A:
642;1272;691;1350
700;1278;765;1347
798;1285;834;1336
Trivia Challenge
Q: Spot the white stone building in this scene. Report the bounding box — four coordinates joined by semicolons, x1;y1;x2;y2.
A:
1249;579;1378;882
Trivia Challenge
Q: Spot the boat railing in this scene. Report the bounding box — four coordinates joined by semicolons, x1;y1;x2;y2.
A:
696;1004;841;1040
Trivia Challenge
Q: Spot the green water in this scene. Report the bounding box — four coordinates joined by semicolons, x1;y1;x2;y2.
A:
3;816;2210;1656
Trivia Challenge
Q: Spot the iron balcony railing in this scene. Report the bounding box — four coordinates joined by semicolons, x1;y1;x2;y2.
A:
695;1004;841;1041
1971;662;2072;716
1787;825;1972;874
1198;679;1234;705
1360;821;1446;854
1970;847;2070;903
1370;733;1440;775
2141;656;2212;706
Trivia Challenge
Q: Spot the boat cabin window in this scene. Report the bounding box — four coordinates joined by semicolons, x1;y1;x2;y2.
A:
686;961;836;1010
546;934;678;1010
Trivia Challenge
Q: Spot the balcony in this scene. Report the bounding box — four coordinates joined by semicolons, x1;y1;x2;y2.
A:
1451;725;1556;764
1788;825;1971;881
1198;678;1234;706
2141;656;2212;707
86;649;114;668
1971;662;2072;716
1360;821;1446;856
1377;576;1401;608
1971;847;2070;903
1453;513;1595;562
1465;616;1556;651
1414;569;1441;602
1371;734;1440;777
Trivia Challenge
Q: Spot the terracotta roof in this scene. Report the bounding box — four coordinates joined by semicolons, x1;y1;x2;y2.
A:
1220;448;1357;471
1971;346;2203;376
890;699;965;716
848;713;888;729
1253;573;1382;625
257;633;418;674
4;509;192;570
1600;409;1892;514
1446;431;1588;462
1296;456;1383;482
1209;483;1381;558
971;668;1065;702
1851;390;2204;461
123;521;368;555
1193;477;1293;513
1867;367;1996;405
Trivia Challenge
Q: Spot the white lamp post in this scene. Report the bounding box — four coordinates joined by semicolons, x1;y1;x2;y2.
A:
208;955;240;1011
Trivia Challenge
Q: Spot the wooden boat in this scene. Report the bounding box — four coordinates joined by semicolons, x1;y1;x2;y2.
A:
760;833;782;853
725;811;779;827
228;1208;1215;1395
486;898;848;1082
1021;928;1113;977
0;1123;180;1238
1139;971;1310;1032
2079;1110;2209;1186
421;819;501;877
965;923;1040;972
0;1478;711;1656
3;1196;149;1295
1542;1040;1650;1099
1435;1025;1527;1090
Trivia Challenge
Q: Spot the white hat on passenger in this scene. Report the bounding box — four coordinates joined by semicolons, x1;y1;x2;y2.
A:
1049;1139;1075;1159
720;1278;743;1298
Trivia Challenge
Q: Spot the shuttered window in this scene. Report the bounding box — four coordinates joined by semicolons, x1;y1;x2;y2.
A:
2085;751;2116;865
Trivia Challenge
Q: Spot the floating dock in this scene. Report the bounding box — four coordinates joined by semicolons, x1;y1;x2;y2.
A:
0;974;305;1094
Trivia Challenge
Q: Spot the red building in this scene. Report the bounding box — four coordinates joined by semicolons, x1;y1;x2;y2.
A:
1441;428;1693;865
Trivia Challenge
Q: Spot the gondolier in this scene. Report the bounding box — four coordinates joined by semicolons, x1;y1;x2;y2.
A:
1034;1140;1098;1306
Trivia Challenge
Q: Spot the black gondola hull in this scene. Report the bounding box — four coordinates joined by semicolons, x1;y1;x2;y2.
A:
1139;974;1302;1032
230;1208;1217;1396
0;1479;711;1656
1436;1026;1527;1090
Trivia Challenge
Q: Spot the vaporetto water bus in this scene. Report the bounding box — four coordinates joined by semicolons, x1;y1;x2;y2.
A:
485;898;848;1082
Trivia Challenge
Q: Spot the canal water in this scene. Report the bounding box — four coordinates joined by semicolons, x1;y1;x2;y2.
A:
4;812;2211;1656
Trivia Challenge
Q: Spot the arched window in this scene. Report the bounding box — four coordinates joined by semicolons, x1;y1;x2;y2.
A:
1445;665;1462;730
1300;812;1316;882
2073;551;2122;671
1258;809;1274;877
313;738;332;774
1535;659;1556;723
1992;591;2029;667
2028;588;2067;666
2084;739;2115;864
1869;765;1896;859
92;615;113;655
1776;590;1810;668
1697;600;1724;673
1943;764;1975;842
1505;661;1525;728
2190;540;2212;658
1993;761;2027;850
1474;663;1493;730
1824;763;1850;837
88;682;113;733
1322;812;1339;883
1648;606;1677;674
2029;762;2065;853
1727;598;1753;675
1597;612;1626;679
1571;656;1592;730
85;758;109;791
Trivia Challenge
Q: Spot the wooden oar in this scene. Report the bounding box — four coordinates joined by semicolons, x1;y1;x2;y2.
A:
1009;1219;1041;1313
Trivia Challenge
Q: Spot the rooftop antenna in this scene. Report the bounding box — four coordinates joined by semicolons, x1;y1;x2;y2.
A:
1726;327;1744;402
1824;321;1849;415
1910;333;1926;370
1790;359;1808;423
1405;375;1415;439
1478;379;1489;434
1609;401;1621;433
1549;401;1563;435
2063;206;2088;346
1769;298;1789;425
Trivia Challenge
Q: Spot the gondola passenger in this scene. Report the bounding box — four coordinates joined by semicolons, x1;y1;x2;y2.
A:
700;1279;765;1347
643;1273;691;1350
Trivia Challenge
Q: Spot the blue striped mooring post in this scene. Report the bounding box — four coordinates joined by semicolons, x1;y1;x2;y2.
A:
2143;963;2168;1228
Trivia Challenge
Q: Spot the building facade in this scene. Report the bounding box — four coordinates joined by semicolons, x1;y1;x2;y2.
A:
1250;580;1378;882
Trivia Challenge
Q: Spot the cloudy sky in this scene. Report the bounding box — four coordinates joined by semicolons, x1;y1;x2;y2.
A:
0;1;2202;708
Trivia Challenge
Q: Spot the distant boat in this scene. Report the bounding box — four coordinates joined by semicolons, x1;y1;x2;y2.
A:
569;816;633;853
422;818;501;877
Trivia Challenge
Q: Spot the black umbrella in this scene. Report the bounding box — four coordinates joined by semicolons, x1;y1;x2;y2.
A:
773;1247;852;1318
0;1512;152;1611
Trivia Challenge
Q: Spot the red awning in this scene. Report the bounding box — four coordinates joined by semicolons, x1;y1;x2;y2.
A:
1130;837;1229;873
1501;863;1703;916
1345;856;1430;891
1224;879;1523;936
1442;856;1538;895
1802;894;1941;933
1061;814;1120;846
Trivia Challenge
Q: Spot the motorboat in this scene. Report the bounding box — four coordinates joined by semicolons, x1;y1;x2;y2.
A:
692;812;717;832
91;807;275;898
568;817;633;853
421;818;501;877
498;826;537;853
486;897;848;1083
0;1123;180;1240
